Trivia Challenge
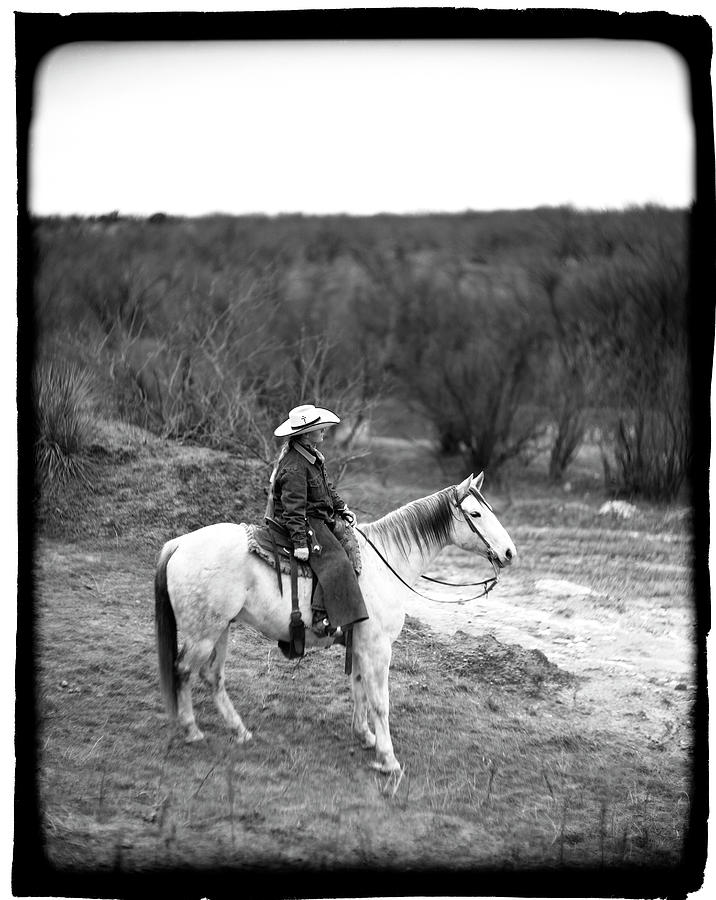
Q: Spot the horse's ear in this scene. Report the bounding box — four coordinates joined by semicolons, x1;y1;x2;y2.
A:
473;471;485;491
456;474;473;500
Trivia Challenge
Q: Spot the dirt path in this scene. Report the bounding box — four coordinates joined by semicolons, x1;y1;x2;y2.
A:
402;540;696;754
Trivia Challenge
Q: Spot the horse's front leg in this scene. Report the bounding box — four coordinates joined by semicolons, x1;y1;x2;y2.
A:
355;629;400;773
351;670;376;750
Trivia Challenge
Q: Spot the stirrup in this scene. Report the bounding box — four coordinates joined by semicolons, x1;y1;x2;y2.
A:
311;609;341;639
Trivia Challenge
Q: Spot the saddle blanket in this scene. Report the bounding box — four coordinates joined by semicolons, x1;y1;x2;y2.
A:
243;521;361;577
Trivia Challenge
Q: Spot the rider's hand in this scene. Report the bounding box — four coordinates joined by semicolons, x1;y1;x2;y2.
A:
341;508;357;526
293;547;310;561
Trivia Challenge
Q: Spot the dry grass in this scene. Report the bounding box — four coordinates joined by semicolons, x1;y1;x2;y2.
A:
31;555;694;877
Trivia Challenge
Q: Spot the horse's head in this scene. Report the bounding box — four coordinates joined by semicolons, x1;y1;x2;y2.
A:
452;472;516;568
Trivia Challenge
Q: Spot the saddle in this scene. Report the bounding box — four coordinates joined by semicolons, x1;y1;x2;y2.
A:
245;520;362;577
245;522;312;577
243;520;361;674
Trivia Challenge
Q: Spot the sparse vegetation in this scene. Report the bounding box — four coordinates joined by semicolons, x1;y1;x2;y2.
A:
31;205;693;500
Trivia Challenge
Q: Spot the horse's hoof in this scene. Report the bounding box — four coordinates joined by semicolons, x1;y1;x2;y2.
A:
232;729;252;744
370;758;401;774
184;726;205;743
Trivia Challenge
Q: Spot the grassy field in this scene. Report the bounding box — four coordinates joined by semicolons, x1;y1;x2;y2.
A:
16;419;706;898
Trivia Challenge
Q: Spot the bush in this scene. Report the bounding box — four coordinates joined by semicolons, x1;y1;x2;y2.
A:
575;243;690;500
31;207;691;491
362;253;547;474
602;411;691;501
34;359;95;490
531;262;591;482
601;348;691;500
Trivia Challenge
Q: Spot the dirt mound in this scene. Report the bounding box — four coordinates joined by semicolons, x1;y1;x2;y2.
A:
442;629;577;690
398;616;577;692
34;418;269;546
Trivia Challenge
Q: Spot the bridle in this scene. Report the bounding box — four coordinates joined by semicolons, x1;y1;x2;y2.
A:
354;485;501;604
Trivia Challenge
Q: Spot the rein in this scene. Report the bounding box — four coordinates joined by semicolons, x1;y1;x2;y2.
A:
354;487;500;604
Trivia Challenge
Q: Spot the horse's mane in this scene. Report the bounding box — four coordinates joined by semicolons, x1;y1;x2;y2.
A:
362;487;455;560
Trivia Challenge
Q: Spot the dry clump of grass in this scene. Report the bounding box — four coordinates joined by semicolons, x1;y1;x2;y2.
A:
34;359;95;490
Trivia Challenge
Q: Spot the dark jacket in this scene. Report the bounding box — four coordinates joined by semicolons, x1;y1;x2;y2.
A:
271;442;348;549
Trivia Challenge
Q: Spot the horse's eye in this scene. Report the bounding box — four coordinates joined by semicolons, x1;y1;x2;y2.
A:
470;511;481;518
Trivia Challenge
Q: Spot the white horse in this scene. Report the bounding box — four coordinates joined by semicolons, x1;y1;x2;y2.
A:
155;472;516;773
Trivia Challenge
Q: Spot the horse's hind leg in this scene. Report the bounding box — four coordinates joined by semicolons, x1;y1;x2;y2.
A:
176;639;214;742
199;625;252;743
351;671;376;750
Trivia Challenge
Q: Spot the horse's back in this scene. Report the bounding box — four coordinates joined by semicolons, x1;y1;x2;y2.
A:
169;522;248;554
163;522;254;629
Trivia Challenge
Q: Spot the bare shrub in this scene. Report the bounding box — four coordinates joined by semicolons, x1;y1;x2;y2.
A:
410;322;546;474
106;300;279;462
601;348;691;500
101;271;382;474
604;411;690;500
576;243;690;500
355;246;546;474
532;261;596;482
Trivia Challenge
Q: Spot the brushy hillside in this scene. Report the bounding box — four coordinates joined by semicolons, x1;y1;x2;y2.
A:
30;206;695;500
34;418;268;556
17;418;704;898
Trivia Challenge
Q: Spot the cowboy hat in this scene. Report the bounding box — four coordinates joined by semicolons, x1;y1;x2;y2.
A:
274;404;341;437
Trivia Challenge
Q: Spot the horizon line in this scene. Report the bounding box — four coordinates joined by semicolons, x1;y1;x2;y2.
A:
29;201;690;220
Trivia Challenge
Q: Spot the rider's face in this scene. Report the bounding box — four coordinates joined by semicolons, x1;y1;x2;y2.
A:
298;428;325;448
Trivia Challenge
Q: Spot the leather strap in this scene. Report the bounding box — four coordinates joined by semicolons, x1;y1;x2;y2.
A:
355;517;499;603
268;530;284;596
290;554;299;612
288;555;305;658
344;627;353;676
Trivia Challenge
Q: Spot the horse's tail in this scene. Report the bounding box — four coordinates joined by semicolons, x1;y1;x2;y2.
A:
155;541;179;720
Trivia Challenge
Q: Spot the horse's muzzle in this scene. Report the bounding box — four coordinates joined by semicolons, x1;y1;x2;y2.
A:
493;546;516;568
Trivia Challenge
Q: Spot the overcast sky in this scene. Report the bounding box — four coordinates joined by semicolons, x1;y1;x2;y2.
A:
28;38;693;217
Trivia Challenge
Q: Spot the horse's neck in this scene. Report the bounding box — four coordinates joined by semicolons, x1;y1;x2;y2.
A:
377;534;444;587
363;498;452;587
